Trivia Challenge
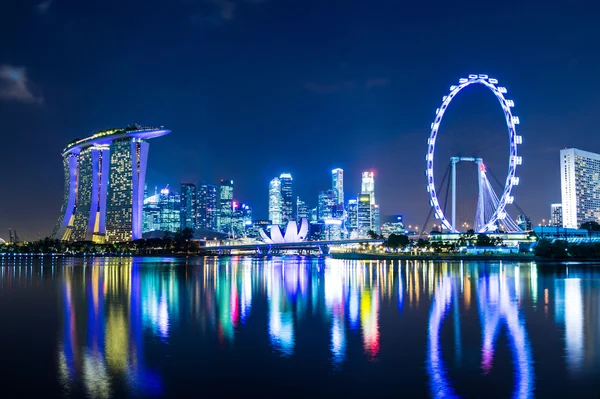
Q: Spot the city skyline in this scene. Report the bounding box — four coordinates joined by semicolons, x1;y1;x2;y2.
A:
2;2;600;239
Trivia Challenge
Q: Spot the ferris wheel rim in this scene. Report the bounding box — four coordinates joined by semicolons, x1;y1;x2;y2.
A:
425;74;521;233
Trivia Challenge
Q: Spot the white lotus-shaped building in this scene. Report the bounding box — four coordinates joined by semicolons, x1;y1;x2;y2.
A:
260;218;309;244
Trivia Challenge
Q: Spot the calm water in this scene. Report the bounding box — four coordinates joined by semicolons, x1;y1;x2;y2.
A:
1;256;600;398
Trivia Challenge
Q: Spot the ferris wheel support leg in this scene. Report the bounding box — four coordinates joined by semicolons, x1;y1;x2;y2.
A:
476;160;485;231
452;160;457;232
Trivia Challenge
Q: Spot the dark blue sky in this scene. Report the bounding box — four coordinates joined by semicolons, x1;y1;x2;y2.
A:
1;0;599;239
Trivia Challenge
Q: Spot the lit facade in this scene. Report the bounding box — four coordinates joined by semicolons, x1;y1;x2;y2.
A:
551;203;563;228
269;177;283;226
318;189;336;221
197;183;218;230
218;180;234;233
296;197;309;222
347;199;358;235
561;148;600;228
361;171;375;204
357;194;372;237
142;188;160;233
180;183;196;230
53;125;170;242
159;186;180;232
280;173;293;225
381;215;405;237
332;168;344;205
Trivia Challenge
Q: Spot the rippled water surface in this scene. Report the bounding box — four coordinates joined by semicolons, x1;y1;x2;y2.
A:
1;256;600;398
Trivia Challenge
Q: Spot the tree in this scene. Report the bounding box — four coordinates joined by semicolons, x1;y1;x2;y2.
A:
367;230;381;240
385;234;410;250
580;221;600;231
476;234;493;247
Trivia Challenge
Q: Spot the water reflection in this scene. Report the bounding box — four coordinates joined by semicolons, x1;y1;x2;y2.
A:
2;257;600;397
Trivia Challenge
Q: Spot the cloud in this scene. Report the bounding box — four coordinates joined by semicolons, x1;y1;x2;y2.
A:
209;0;235;20
36;0;53;14
303;80;356;94
366;77;390;89
0;65;43;104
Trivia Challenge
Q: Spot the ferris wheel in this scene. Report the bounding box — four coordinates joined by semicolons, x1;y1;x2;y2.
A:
425;74;522;233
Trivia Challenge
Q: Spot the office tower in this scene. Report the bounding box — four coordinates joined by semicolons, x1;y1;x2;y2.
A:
197;183;218;230
561;148;600;228
296;197;309;222
280;173;293;225
371;204;381;234
332;168;344;205
381;215;405;237
232;202;252;237
318;189;337;221
310;208;318;223
159;186;180;232
218;180;234;233
347;199;358;235
269;177;283;226
361;171;375;204
180;183;197;230
551;203;563;228
357;194;372;237
517;215;532;231
142;186;160;233
53;125;170;242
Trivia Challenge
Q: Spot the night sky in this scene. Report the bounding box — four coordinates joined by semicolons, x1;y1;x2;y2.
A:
1;0;599;239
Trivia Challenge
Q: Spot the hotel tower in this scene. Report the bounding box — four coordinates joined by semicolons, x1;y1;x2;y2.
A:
53;125;170;243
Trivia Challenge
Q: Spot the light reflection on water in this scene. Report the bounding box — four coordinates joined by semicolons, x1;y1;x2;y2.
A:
1;257;600;398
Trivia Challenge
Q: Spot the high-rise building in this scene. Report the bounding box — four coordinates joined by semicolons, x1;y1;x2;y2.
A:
371;204;381;234
197;183;218;230
318;189;336;221
231;202;252;238
561;148;600;228
143;186;160;233
357;194;372;237
269;177;283;226
381;215;405;237
551;203;563;228
517;214;532;231
296;197;309;222
218;180;234;233
361;171;375;204
347;199;358;235
159;186;180;232
53;125;170;242
279;173;293;225
180;183;197;230
332;168;344;205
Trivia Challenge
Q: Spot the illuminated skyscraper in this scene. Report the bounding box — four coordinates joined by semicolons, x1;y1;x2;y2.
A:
318;190;336;221
357;194;372;237
347;199;358;235
218;180;234;233
269;177;283;226
280;173;293;225
332;168;344;205
551;203;563;228
159;186;180;232
296;197;309;222
142;186;160;233
361;171;375;204
359;171;379;236
561;148;600;228
180;183;196;230
53;125;170;242
197;183;218;230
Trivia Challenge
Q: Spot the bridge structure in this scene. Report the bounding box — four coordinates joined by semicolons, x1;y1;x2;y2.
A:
201;239;386;256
